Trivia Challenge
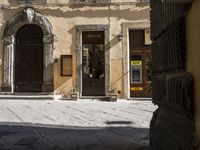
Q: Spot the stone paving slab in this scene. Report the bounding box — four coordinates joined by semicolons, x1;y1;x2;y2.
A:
0;99;157;150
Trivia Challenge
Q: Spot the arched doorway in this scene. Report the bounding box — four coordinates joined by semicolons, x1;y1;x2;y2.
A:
15;24;43;92
2;8;54;93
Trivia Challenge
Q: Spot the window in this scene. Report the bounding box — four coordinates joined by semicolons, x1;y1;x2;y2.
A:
61;55;73;76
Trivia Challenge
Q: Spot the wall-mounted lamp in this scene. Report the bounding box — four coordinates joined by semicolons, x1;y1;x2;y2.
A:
117;33;123;41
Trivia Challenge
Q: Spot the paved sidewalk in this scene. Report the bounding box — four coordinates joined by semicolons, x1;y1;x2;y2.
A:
0;99;157;150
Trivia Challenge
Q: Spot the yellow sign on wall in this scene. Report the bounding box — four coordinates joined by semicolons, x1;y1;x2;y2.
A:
131;61;142;65
131;87;143;91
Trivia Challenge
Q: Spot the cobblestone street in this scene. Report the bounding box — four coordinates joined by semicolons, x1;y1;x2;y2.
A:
0;99;156;150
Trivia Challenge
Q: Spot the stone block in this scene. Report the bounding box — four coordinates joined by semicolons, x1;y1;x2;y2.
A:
152;17;186;73
150;0;191;40
150;107;197;150
152;75;166;105
166;72;194;114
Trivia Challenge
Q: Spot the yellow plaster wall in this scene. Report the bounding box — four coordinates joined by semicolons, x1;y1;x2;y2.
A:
187;0;200;141
111;59;123;98
0;4;149;97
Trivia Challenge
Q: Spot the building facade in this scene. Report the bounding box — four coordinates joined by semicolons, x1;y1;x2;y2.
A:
0;0;151;99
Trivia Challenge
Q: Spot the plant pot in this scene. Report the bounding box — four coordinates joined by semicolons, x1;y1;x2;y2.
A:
109;94;117;102
70;92;79;100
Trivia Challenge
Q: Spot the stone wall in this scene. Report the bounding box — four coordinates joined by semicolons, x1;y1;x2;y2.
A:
150;0;198;149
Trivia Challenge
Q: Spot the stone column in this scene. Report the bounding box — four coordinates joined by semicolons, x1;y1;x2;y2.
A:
0;6;3;30
104;27;110;96
42;34;54;92
76;28;82;94
1;35;14;92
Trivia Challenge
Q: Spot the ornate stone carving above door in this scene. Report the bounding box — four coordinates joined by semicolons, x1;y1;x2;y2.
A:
23;8;35;23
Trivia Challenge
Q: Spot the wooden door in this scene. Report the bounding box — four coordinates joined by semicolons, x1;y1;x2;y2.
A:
82;31;105;96
15;24;43;92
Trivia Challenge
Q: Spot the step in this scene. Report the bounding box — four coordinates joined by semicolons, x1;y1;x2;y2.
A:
0;93;61;100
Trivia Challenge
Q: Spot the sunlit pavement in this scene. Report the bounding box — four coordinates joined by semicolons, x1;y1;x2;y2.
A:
0;99;157;150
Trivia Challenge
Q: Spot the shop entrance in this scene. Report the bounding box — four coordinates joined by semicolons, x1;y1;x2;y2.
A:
129;29;151;97
15;24;44;92
82;31;105;96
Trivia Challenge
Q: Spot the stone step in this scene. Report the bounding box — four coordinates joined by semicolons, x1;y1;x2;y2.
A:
0;93;61;100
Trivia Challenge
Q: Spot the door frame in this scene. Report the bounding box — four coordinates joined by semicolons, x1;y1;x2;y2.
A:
76;25;110;97
2;8;54;93
122;21;150;99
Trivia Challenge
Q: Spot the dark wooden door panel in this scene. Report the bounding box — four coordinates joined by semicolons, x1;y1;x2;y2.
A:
15;24;43;92
15;83;43;92
82;78;94;96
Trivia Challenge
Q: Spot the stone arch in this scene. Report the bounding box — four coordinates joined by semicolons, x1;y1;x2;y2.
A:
2;7;54;93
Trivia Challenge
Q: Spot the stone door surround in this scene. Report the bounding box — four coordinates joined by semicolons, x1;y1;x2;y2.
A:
76;25;110;96
2;7;54;93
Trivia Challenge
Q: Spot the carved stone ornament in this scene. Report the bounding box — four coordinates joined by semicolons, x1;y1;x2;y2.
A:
43;34;54;43
24;8;35;23
4;35;14;45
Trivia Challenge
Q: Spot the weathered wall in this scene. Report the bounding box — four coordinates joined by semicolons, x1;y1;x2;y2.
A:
150;0;197;149
0;3;149;98
187;0;200;142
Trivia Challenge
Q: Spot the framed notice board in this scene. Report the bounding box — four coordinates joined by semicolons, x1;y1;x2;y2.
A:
61;55;72;76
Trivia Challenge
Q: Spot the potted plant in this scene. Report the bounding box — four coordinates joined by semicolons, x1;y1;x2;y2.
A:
109;88;118;102
70;87;79;100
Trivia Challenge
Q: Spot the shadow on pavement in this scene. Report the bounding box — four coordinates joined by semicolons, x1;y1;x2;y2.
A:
0;122;149;150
